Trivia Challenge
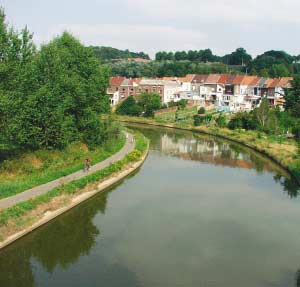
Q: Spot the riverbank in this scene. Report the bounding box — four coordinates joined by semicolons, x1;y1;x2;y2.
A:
0;131;149;250
118;116;300;185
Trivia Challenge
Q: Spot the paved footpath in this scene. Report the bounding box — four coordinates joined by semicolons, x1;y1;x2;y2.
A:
0;133;135;210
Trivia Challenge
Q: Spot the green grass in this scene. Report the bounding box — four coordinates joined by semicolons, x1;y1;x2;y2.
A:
0;135;126;199
0;131;148;227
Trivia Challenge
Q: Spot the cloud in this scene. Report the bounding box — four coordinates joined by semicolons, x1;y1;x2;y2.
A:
2;0;300;57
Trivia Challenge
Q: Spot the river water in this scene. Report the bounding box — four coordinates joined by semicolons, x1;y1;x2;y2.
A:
0;125;300;287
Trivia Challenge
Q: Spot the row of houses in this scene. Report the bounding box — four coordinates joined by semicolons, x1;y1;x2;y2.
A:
107;74;293;112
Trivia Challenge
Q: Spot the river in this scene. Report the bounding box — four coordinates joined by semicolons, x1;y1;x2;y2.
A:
0;125;300;287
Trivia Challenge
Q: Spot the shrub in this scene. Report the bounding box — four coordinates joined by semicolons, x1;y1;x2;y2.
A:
198;107;206;114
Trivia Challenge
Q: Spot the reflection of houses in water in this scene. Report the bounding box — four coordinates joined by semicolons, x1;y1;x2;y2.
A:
160;133;273;171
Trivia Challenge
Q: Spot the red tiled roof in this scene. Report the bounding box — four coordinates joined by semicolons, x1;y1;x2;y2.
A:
110;76;125;86
241;76;259;86
204;74;221;84
218;74;230;84
225;75;237;85
232;75;245;85
179;74;196;82
267;78;281;88
249;77;261;86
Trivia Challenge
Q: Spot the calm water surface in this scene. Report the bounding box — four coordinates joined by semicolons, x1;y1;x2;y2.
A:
0;126;300;287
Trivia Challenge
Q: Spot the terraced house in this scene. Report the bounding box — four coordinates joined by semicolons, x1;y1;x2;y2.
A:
107;75;292;112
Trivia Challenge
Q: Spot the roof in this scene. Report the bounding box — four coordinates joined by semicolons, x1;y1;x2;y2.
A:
232;75;245;85
218;74;230;85
241;76;259;86
139;79;180;86
205;74;221;84
225;75;237;85
179;74;196;83
193;74;209;83
110;76;126;86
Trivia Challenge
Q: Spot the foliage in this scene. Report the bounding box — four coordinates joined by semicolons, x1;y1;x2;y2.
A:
116;93;161;117
215;113;227;128
228;112;258;130
107;60;228;78
285;76;300;117
198;107;206;114
156;49;220;62
116;96;142;116
138;93;161;117
91;46;150;61
193;114;212;126
0;10;111;150
249;50;294;77
168;99;187;110
222;48;252;66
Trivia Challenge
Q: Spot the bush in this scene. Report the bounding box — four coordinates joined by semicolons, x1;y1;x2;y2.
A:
228;112;257;130
215;114;227;128
198;107;206;114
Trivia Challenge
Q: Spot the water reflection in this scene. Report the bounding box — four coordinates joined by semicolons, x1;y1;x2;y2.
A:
129;124;300;197
0;190;109;287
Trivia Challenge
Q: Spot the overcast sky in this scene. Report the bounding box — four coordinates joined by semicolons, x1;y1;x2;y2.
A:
1;0;300;58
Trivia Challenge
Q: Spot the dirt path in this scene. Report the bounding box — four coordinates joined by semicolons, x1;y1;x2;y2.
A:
0;133;135;209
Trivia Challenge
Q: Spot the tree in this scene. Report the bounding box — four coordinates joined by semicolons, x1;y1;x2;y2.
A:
198;107;206;114
225;48;252;66
116;96;142;116
253;97;270;130
11;32;110;149
269;64;290;77
215;114;227;128
285;76;300;117
138;93;161;117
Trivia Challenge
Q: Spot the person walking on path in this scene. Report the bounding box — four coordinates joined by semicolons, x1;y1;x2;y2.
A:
85;157;91;172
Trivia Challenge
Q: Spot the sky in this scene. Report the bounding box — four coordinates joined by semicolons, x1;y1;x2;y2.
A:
1;0;300;59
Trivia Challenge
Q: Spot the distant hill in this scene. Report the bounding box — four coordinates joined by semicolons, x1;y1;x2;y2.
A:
90;46;150;61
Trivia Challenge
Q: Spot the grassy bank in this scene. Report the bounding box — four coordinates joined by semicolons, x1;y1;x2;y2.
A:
0;135;126;199
0;131;148;241
117;115;300;184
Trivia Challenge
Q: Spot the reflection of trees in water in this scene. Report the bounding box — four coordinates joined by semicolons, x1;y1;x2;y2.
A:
128;124;300;198
0;246;35;287
274;174;300;198
296;270;300;287
0;191;109;286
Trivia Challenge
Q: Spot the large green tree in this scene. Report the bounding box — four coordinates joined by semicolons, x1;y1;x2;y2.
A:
3;30;110;149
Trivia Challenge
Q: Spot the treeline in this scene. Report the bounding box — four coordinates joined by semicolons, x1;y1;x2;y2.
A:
91;46;150;61
155;48;300;78
0;9;113;150
107;61;228;78
106;48;300;78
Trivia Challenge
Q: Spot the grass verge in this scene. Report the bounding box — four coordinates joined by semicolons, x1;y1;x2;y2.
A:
0;135;126;199
0;131;148;240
